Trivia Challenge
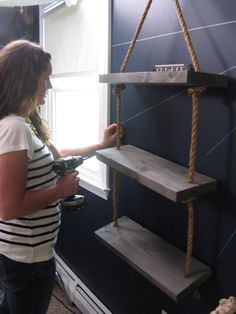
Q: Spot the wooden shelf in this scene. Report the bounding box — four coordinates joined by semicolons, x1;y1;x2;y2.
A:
99;71;228;87
95;216;211;301
96;145;217;202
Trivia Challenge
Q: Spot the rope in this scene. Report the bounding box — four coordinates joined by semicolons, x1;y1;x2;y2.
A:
119;0;153;73
173;0;200;72
173;0;207;276
185;86;205;275
184;199;194;277
112;170;119;227
187;86;206;183
185;87;205;275
111;0;204;279
112;84;125;149
112;0;153;227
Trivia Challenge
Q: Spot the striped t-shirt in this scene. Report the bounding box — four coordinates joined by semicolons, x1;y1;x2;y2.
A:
0;114;60;263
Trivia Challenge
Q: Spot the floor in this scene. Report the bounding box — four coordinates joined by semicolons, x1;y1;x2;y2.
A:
0;281;82;314
47;281;82;314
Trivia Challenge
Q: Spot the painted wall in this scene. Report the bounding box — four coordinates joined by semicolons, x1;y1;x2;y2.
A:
56;0;236;313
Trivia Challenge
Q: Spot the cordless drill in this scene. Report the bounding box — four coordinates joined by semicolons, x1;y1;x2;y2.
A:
53;156;88;211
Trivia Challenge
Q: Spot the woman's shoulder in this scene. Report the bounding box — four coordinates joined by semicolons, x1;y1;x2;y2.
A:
0;114;32;143
0;114;29;131
1;114;26;124
0;114;34;157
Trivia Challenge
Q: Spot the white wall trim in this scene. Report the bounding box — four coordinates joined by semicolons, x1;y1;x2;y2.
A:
55;254;112;314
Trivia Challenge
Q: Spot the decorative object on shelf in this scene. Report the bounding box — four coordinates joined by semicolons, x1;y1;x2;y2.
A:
153;63;194;72
210;297;236;314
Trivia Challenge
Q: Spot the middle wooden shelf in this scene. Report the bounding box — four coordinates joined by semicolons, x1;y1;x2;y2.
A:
96;145;217;202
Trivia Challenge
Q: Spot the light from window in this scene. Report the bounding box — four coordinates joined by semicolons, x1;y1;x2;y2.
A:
40;0;111;199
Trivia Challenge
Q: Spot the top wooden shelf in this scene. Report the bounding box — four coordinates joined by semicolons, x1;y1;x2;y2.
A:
99;71;228;87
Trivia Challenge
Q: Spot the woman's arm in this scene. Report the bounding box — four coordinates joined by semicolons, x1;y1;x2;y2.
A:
50;123;119;159
0;150;79;221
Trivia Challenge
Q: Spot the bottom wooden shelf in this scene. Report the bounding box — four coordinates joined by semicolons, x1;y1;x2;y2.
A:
95;216;211;301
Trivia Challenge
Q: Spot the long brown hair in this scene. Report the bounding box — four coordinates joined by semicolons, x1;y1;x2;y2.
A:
0;39;51;143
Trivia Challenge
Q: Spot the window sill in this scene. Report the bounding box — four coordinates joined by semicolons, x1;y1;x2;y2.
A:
80;179;110;200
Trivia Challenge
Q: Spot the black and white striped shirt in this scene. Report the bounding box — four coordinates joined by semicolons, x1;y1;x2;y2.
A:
0;115;60;263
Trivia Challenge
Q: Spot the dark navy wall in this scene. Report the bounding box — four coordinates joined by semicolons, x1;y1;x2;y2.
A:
56;1;236;313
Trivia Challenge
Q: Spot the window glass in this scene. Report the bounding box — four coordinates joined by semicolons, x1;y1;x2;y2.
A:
40;0;111;199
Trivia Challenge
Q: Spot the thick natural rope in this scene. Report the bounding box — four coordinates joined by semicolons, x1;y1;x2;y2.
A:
112;84;125;149
112;0;153;147
119;0;153;73
112;0;153;227
184;200;194;277
173;0;200;72
112;85;123;227
187;86;206;183
111;1;203;280
185;85;205;276
173;0;205;183
112;170;119;227
173;0;207;277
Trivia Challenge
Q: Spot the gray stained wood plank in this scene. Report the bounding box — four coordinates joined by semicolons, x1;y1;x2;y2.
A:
96;145;217;202
95;216;211;301
99;71;228;87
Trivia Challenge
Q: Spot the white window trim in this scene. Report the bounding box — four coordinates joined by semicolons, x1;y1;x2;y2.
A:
39;0;111;200
40;0;65;15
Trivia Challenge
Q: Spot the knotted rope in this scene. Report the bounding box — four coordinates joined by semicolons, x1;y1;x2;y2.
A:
173;0;206;278
187;86;206;183
184;88;205;277
111;0;205;281
182;198;194;277
112;0;153;147
112;0;153;227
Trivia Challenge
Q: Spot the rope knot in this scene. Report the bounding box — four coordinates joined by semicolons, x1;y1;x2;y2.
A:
187;86;206;97
112;84;126;96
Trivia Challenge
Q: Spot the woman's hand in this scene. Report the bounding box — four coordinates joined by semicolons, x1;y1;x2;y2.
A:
56;171;80;198
56;123;124;159
101;123;123;148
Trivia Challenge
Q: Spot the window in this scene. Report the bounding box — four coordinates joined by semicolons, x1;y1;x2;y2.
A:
40;0;111;199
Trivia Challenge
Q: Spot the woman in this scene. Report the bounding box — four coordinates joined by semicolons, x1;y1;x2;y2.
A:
0;39;118;313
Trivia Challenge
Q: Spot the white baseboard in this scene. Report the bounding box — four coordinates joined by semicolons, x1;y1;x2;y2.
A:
55;254;112;314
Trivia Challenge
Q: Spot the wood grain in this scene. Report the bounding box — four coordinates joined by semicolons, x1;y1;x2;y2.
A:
95;216;211;301
96;145;217;202
99;71;228;87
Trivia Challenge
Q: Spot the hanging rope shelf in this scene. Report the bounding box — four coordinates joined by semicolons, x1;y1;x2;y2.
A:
112;0;207;277
95;0;228;301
